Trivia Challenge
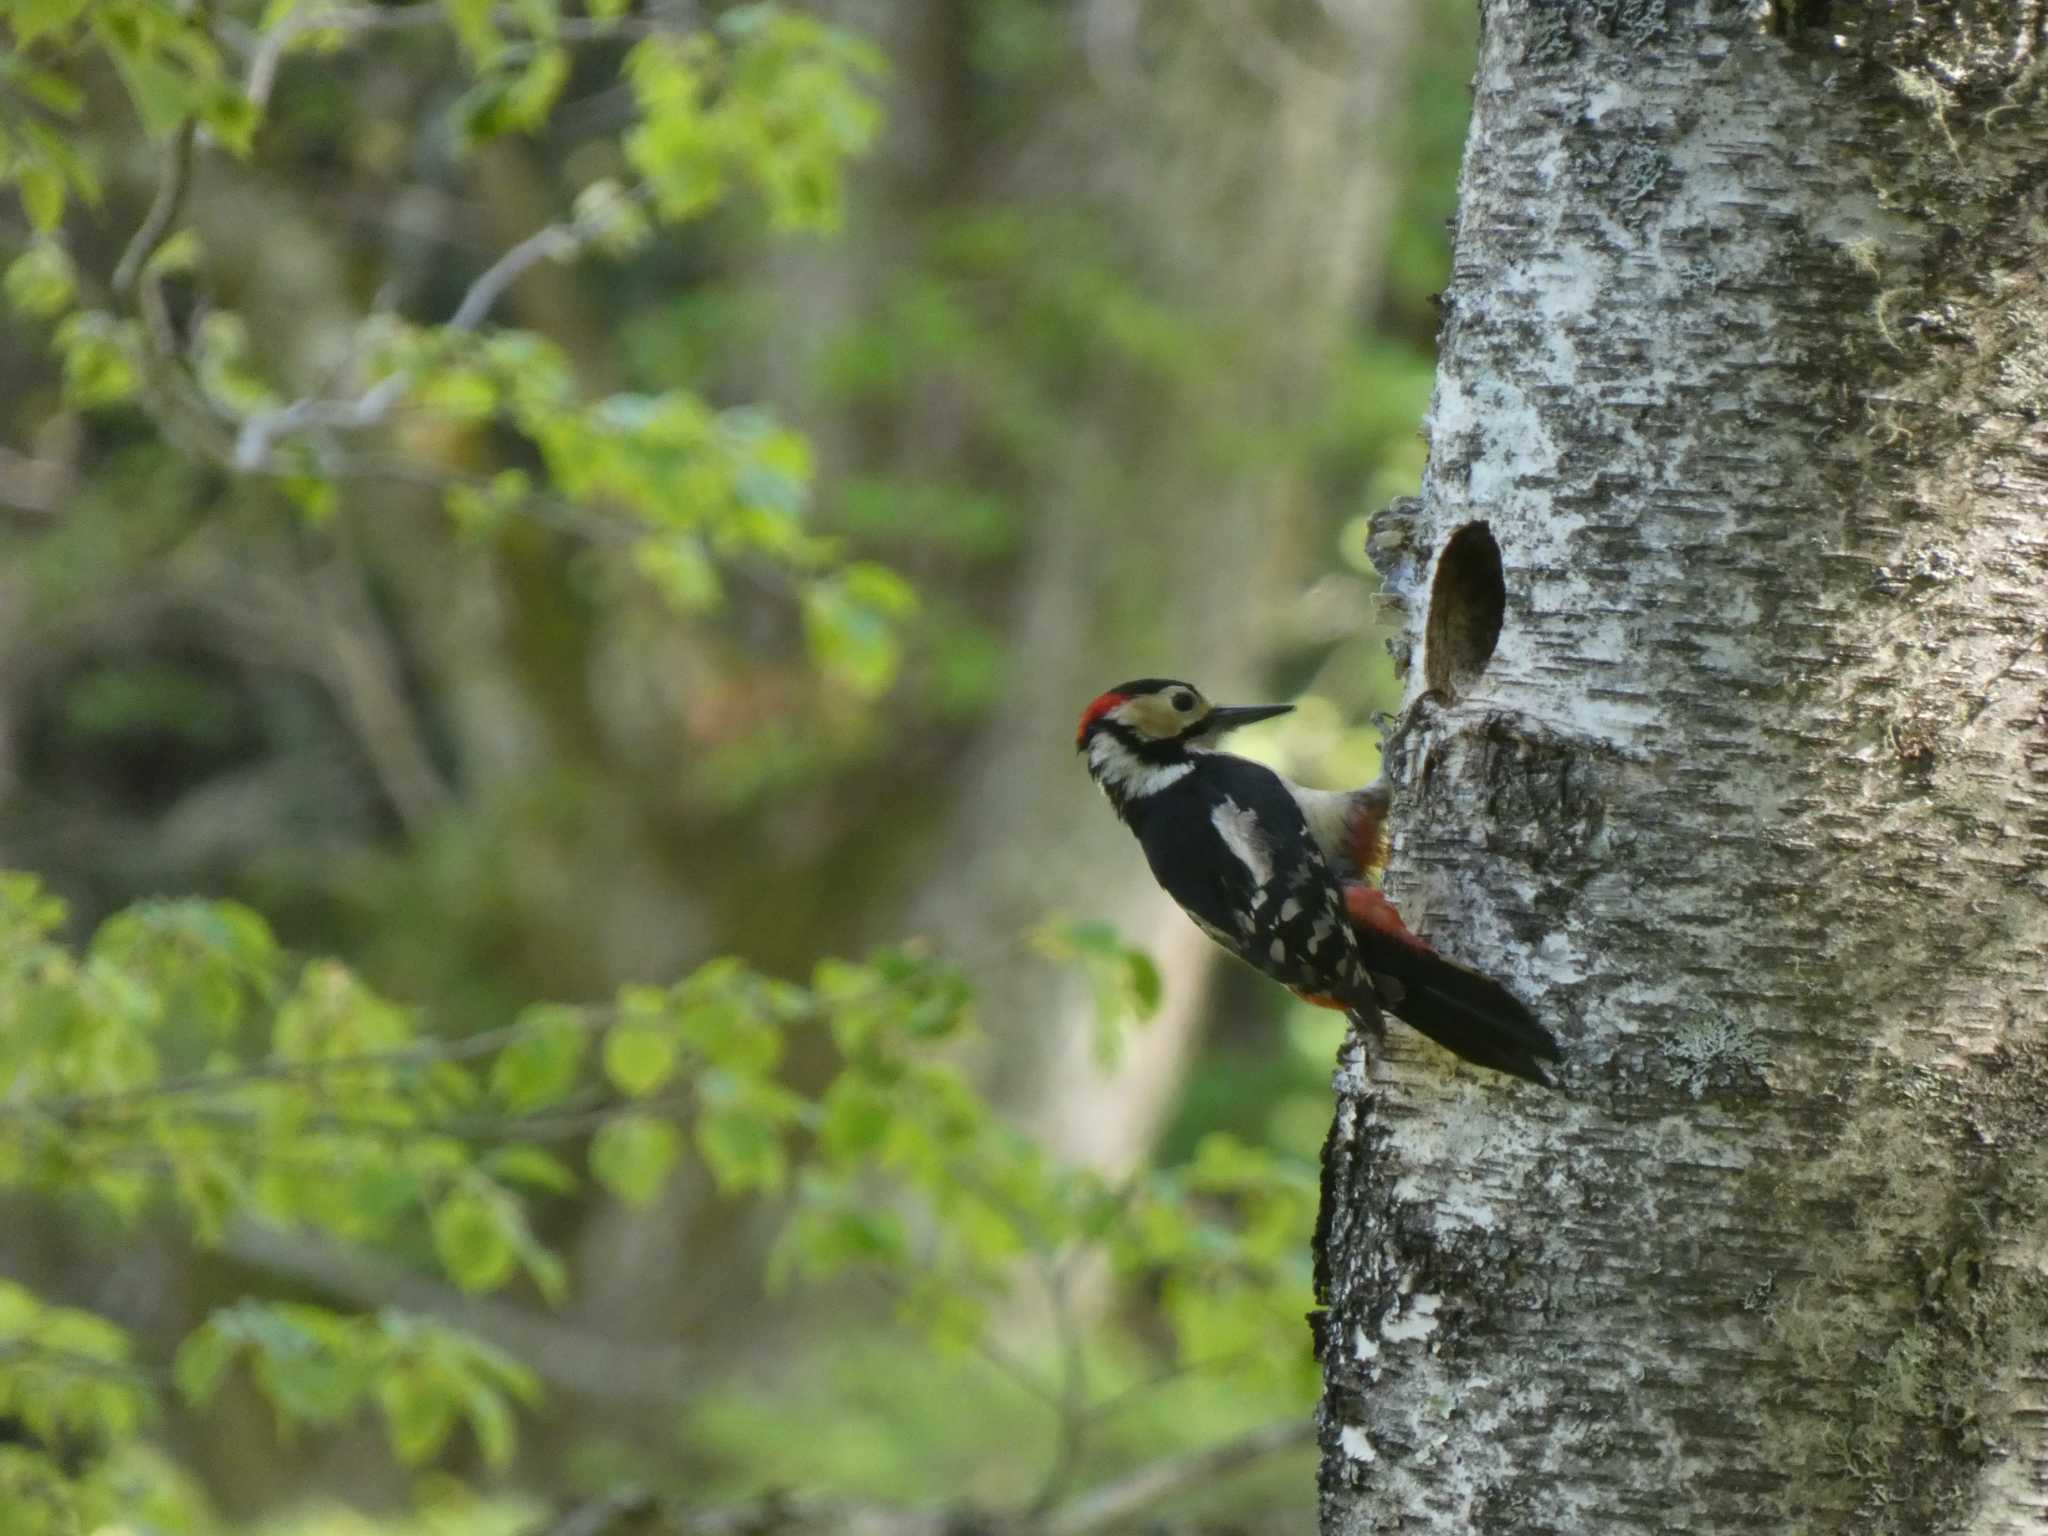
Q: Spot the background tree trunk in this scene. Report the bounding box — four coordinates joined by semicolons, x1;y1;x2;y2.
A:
1314;4;2048;1533
906;0;1418;1176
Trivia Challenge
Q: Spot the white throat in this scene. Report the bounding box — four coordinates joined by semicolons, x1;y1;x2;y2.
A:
1088;733;1194;801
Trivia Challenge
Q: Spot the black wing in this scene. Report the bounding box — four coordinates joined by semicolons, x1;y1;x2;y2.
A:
1132;756;1370;1003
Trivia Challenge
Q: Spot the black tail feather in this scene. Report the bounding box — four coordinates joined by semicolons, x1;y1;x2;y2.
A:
1373;950;1559;1088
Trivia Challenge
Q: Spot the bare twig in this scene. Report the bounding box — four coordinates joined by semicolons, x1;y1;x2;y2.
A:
231;216;585;470
0;445;75;518
0;1343;164;1388
301;531;455;830
111;120;196;298
1030;1258;1091;1513
1078;1345;1264;1424
1041;1416;1315;1536
446;221;583;331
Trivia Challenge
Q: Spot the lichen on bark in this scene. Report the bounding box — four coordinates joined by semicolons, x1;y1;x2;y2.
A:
1315;3;2048;1532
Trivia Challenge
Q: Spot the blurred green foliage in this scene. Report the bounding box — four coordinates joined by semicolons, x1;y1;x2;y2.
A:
0;872;1309;1531
1;0;911;697
0;0;1476;1529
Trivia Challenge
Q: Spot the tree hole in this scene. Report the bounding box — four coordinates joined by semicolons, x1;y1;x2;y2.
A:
1423;522;1505;698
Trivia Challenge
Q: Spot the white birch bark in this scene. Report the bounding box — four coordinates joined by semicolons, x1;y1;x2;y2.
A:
1315;3;2048;1532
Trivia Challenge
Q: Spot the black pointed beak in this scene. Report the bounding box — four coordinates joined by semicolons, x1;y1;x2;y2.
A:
1198;703;1293;737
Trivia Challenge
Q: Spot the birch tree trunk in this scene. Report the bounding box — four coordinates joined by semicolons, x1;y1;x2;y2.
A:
1315;4;2048;1533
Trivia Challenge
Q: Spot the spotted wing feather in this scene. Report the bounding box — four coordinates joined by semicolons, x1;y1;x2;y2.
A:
1127;755;1375;1012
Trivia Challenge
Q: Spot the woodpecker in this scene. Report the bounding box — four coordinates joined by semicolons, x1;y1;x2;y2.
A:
1077;678;1558;1086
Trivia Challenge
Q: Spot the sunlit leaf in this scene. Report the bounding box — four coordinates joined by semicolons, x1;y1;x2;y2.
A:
489;1004;586;1111
5;240;76;318
171;1322;235;1408
603;1017;678;1098
590;1114;680;1207
431;1188;518;1293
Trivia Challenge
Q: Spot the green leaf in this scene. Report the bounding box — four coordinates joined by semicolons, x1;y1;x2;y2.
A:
53;311;140;408
589;1114;680;1207
1124;947;1163;1019
18;164;65;231
771;1191;906;1285
695;1102;786;1194
802;573;910;697
631;534;723;611
10;0;90;45
461;1372;518;1467
602;1018;678;1098
489;1004;586;1111
818;1073;892;1160
19;65;87;116
431;1189;518;1293
5;240;75;318
172;1322;236;1407
378;1372;459;1465
280;475;335;524
480;1145;577;1193
441;0;503;63
199;82;257;156
95;18;204;138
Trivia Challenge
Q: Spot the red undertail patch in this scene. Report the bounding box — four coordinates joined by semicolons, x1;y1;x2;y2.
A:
1290;989;1349;1012
1342;883;1436;957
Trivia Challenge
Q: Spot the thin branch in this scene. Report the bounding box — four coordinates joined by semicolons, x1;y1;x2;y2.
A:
446;222;583;331
1041;1416;1315;1536
2;1006;608;1122
111;120;196;298
1030;1257;1092;1514
851;1272;1062;1411
1079;1345;1264;1425
231;216;586;470
0;1342;164;1388
301;530;455;831
64;1088;649;1149
0;445;75;518
223;1221;700;1406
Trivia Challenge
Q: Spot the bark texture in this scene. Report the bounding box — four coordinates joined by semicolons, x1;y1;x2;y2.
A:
1315;3;2048;1533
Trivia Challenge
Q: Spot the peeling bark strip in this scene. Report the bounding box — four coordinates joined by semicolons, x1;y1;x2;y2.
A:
1316;4;2048;1533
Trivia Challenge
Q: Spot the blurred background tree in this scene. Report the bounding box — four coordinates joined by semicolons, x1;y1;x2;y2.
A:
0;0;1474;1530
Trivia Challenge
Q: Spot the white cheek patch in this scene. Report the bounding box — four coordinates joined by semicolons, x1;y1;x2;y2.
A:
1090;734;1193;797
1210;798;1275;887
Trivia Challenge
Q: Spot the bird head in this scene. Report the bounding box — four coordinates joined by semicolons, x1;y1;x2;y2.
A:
1076;679;1292;807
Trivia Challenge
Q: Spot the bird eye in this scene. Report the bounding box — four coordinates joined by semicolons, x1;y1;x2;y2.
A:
1170;690;1195;712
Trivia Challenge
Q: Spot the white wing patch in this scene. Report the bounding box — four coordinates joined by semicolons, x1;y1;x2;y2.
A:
1210;797;1275;887
1288;785;1356;869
